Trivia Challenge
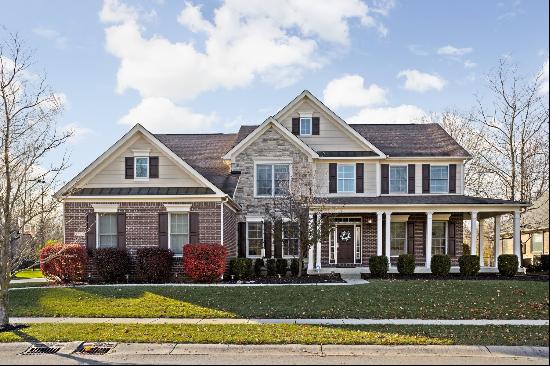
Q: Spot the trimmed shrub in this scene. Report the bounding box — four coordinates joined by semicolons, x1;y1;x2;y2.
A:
136;247;173;283
266;259;277;276
183;244;227;283
397;254;415;275
254;258;264;277
229;258;252;280
276;259;288;276
92;248;131;283
290;259;301;276
541;255;549;272
369;256;388;277
498;254;519;276
458;255;480;276
431;255;451;276
40;243;87;283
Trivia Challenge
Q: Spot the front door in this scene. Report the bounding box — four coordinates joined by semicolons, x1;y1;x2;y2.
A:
337;225;355;263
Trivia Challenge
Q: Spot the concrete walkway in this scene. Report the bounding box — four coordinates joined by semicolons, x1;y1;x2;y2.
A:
0;343;547;365
11;317;549;326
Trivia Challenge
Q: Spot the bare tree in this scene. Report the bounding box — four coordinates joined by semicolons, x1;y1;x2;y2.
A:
0;32;71;328
263;165;333;277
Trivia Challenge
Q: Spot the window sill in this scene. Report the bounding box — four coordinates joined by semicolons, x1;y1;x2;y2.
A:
134;177;150;182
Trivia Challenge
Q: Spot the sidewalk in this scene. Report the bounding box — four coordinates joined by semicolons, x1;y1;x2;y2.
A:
0;343;548;365
11;317;549;326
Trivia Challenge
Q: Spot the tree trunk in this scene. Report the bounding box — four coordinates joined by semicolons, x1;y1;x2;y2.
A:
0;279;9;327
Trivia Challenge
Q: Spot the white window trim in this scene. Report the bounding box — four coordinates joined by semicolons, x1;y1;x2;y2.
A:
96;212;118;249
246;220;264;259
164;204;192;213
299;117;312;136
168;212;189;257
389;165;408;194
92;204;119;213
389;221;408;258
432;221;448;255
134;156;150;181
532;232;544;254
337;163;356;193
430;165;450;194
282;220;299;259
254;162;292;198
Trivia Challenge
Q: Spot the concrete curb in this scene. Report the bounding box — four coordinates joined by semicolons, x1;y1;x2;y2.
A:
10;317;550;326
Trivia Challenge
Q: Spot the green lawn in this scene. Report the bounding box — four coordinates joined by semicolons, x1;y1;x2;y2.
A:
0;323;547;345
8;280;549;319
13;269;44;279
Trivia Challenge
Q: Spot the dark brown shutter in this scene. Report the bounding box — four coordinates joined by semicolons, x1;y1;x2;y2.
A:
312;117;320;135
86;213;96;250
292;117;300;135
422;164;430;193
150;156;159;178
449;164;457;193
407;221;415;254
421;222;427;256
117;213;126;250
189;212;199;243
408;164;415;194
381;164;389;194
264;221;272;258
448;221;456;256
125;157;134;179
382;220;386;256
158;212;168;249
356;163;364;193
273;220;283;258
329;163;337;193
238;222;247;258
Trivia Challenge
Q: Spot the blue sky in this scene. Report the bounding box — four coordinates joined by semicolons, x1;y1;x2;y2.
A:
1;0;548;182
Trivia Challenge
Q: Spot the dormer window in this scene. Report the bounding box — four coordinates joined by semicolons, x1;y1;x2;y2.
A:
300;117;312;135
134;157;149;179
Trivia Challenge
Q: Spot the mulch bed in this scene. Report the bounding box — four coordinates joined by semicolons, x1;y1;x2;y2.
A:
362;272;549;281
222;274;345;284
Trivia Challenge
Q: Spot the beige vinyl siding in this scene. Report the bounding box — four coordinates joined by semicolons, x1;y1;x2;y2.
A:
83;134;206;188
315;161;377;196
278;98;367;152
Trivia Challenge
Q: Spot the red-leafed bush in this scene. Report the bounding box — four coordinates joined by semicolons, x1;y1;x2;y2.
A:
40;243;87;283
92;248;132;283
136;247;173;283
183;244;227;283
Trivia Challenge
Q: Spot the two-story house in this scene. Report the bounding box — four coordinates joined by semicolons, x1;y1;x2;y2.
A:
56;91;527;276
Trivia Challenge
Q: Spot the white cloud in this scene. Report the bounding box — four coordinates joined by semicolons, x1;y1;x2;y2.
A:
33;27;68;49
100;0;391;101
437;45;473;57
62;123;94;144
347;104;427;124
119;97;217;133
397;69;446;92
408;44;429;56
464;60;477;69
539;58;549;95
323;75;387;109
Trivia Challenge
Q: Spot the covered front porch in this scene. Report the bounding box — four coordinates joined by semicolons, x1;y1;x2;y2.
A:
307;199;528;275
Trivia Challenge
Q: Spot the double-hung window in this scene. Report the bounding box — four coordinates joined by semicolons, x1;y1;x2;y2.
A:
247;222;264;257
430;166;449;193
97;213;117;248
390;222;407;257
337;164;355;193
135;157;149;179
389;166;407;194
432;222;447;255
532;232;543;253
169;213;189;256
282;221;299;257
300;117;312;135
256;164;290;196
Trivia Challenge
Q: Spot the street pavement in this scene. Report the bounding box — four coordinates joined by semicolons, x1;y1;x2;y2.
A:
0;343;547;365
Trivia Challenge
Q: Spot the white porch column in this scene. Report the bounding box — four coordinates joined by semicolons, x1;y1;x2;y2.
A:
315;214;322;271
479;219;485;267
385;211;392;260
470;211;478;255
494;215;502;268
425;211;433;269
307;247;314;271
376;211;383;256
513;209;521;263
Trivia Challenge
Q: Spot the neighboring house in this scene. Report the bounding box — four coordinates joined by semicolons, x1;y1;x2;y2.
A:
55;91;528;276
502;192;549;265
